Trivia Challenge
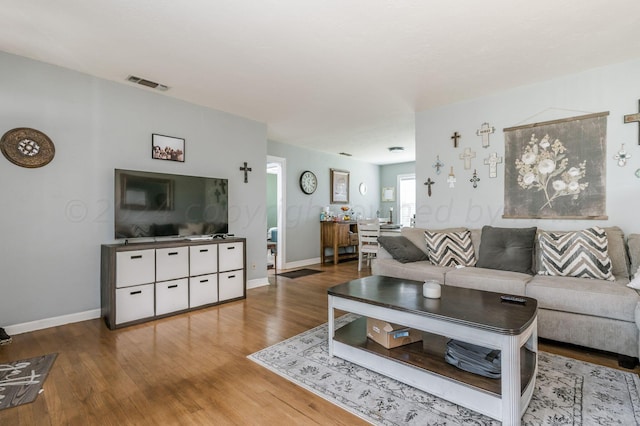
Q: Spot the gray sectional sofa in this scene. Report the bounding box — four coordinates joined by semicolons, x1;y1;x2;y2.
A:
372;226;640;367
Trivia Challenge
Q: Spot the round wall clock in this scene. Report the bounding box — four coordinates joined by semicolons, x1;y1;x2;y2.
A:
299;170;317;194
0;127;55;168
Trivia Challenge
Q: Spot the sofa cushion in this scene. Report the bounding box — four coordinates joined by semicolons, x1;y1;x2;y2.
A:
401;227;467;256
526;275;637;322
371;258;449;283
377;236;428;263
628;234;640;279
424;230;476;267
538;227;614;281
444;266;532;296
476;226;537;274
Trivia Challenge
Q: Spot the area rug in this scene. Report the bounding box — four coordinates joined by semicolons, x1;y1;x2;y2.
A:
248;315;640;425
276;268;323;279
0;353;57;410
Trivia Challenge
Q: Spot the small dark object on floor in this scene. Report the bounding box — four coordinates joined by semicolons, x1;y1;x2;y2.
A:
277;269;323;279
0;327;11;345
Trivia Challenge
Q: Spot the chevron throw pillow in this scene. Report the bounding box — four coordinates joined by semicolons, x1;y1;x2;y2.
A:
424;230;476;267
538;227;614;281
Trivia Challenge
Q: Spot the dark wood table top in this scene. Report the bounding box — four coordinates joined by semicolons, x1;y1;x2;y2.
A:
328;275;537;335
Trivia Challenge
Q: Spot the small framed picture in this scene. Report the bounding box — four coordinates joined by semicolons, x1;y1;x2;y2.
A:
152;134;185;162
382;187;395;202
330;168;350;204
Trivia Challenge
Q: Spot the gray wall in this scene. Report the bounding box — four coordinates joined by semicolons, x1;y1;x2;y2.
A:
266;173;277;230
267;140;380;263
0;52;267;327
416;58;640;235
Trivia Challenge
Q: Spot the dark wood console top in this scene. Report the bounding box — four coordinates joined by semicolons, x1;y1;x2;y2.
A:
328;275;537;335
102;236;246;251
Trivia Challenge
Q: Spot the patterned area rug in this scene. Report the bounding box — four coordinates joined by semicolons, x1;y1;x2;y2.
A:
276;268;323;279
0;353;57;410
248;315;640;425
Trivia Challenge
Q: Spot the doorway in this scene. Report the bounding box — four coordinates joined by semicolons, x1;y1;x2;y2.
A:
267;156;286;272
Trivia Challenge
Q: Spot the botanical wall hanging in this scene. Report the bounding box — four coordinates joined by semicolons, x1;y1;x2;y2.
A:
503;112;608;219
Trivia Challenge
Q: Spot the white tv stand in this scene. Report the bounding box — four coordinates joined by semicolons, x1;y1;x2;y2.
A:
101;237;246;329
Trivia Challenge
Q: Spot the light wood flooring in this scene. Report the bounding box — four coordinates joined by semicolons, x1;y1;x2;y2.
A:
1;261;638;425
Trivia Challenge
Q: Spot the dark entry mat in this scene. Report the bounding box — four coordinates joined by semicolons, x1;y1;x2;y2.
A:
276;269;323;279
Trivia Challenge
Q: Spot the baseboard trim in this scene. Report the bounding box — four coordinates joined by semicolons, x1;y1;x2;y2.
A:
247;277;269;289
5;308;102;336
284;257;321;270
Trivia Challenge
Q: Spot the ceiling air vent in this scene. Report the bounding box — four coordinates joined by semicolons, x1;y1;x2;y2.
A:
127;75;169;91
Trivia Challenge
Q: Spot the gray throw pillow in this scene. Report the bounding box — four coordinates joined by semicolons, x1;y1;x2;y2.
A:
378;236;429;264
476;226;537;274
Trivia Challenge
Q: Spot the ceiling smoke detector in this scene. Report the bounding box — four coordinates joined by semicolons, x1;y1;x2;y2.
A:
388;146;404;153
127;75;169;91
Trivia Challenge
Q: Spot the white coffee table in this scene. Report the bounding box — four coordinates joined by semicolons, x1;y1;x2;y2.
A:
328;275;538;426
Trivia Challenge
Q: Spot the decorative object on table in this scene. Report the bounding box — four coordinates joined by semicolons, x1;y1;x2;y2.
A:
476;122;495;148
447;166;456;188
424;178;435;197
152;133;184;162
624;99;640;145
0;353;57;411
422;280;441;298
459;147;476;170
249;316;640;425
358;182;367;195
239;162;252;183
470;169;480;188
450;131;461;148
483;152;503;178
330;168;349;204
0;127;55;168
432;155;444;174
503;112;608;219
614;144;631;167
381;186;395;202
299;170;317;194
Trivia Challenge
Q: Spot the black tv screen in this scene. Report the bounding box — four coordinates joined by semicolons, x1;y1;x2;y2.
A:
114;169;229;239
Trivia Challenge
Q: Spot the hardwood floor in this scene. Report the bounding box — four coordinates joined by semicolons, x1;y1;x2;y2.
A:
1;261;637;425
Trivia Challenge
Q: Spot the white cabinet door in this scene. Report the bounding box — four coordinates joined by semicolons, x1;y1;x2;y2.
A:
115;283;155;324
156;278;189;315
189;274;218;308
156;246;189;282
219;242;244;272
189;244;218;276
116;249;155;288
219;270;244;301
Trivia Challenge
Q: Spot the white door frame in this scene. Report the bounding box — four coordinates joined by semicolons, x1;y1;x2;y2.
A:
267;155;286;271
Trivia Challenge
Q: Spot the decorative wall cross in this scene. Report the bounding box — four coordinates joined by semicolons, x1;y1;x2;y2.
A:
451;131;461;148
459;147;476;170
239;162;252;183
470;169;480;188
447;167;456;188
483;152;503;178
476;122;495;148
624;100;640;145
432;156;444;174
614;144;631;167
424;178;435;197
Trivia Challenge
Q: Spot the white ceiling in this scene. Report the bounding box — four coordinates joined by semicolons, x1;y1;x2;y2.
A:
2;1;640;165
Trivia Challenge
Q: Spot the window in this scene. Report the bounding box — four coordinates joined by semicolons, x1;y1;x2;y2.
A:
397;174;416;228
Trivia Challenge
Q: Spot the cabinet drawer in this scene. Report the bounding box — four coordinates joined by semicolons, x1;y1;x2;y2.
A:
189;244;218;276
219;242;244;272
219;270;244;301
156;247;189;281
115;283;155;324
116;249;155;288
189;274;218;308
156;278;189;315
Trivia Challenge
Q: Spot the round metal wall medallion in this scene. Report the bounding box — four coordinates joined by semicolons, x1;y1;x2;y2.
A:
0;128;55;168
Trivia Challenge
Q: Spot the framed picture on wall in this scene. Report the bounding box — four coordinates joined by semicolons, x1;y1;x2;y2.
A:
152;133;185;162
381;187;395;202
330;169;350;204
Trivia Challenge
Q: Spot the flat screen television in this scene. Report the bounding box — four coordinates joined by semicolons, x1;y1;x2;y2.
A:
114;169;229;239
